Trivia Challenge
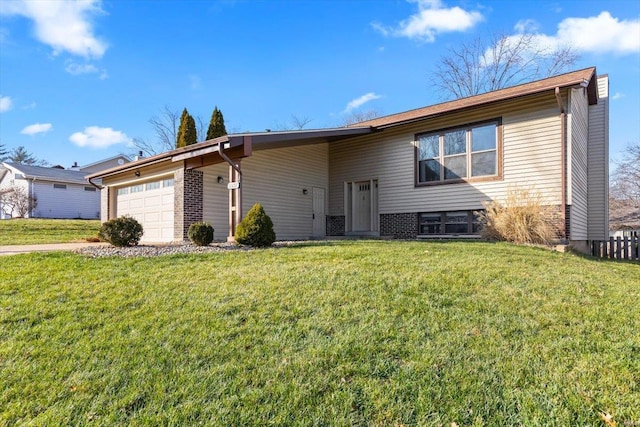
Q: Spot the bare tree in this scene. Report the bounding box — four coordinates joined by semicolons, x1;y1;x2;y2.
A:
609;142;640;229
1;185;37;218
340;109;381;126
132;106;207;156
611;142;640;204
433;32;579;99
273;114;313;131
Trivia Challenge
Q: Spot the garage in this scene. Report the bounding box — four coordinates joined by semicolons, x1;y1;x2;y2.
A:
115;177;174;242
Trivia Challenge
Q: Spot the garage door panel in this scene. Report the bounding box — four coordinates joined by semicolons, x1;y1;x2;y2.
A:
116;180;174;243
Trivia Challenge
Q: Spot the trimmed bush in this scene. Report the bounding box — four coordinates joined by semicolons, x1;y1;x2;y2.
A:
478;186;561;245
99;216;143;247
188;222;214;246
235;203;276;247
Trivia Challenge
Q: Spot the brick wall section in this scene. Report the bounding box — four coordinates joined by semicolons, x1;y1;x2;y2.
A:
100;187;109;222
327;215;345;236
174;168;204;241
380;212;418;239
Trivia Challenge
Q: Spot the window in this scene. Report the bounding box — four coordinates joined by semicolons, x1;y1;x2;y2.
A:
419;210;483;235
130;184;143;193
117;187;129;196
84;186;97;192
145;181;161;191
163;178;174;188
417;120;499;184
53;183;67;190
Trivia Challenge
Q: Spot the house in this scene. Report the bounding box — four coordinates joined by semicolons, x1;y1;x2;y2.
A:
87;67;609;252
0;155;130;219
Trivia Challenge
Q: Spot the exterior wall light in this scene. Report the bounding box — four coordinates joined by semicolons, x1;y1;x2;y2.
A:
217;176;224;184
302;189;308;195
134;171;140;177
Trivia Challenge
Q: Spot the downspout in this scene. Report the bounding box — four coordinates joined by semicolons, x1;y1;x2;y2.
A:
555;87;567;241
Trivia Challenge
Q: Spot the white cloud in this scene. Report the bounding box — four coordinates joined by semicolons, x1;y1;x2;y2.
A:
20;123;52;135
0;95;12;112
556;12;640;54
514;19;539;34
344;93;382;113
373;0;483;42
0;0;107;58
22;102;37;110
612;92;625;100
69;126;131;148
65;62;98;75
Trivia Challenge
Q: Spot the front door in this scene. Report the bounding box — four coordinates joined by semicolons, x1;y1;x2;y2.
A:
353;181;371;232
346;179;378;235
312;187;326;237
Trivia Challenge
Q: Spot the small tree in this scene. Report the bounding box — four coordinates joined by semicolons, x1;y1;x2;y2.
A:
176;108;197;148
235;203;276;247
206;106;227;140
0;185;37;217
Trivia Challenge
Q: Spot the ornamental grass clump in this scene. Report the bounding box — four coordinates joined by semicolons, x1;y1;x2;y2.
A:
188;222;214;246
235;203;276;247
479;187;561;245
98;216;143;247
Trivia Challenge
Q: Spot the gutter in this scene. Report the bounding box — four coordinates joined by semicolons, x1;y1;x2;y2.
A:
555;87;567;240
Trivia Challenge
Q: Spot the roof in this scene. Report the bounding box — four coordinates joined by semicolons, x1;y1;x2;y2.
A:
86;126;374;180
1;162;91;185
80;154;131;170
350;67;597;129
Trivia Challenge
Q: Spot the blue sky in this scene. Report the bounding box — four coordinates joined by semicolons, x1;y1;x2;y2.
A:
0;0;638;168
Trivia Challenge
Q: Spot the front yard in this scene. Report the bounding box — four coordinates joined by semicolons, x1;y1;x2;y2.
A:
1;240;638;425
0;219;100;245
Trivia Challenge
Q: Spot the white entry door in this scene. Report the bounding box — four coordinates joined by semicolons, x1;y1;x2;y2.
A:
312;187;326;237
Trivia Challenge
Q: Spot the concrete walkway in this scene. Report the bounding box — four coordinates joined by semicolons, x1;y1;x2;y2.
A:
0;242;108;256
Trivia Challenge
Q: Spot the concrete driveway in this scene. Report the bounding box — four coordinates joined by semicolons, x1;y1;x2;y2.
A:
0;242;109;256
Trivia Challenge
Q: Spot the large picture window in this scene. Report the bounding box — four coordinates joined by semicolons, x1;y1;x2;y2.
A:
417;120;500;184
419;210;483;235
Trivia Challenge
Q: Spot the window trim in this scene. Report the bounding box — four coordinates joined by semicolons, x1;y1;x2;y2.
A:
414;118;503;187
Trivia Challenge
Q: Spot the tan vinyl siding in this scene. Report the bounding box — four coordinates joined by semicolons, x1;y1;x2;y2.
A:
202;163;229;241
587;76;609;239
329;93;563;215
568;87;589;240
242;144;328;240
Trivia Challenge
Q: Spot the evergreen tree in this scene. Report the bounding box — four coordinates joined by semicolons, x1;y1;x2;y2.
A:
206;106;227;140
8;146;39;165
176;108;198;148
0;143;8;162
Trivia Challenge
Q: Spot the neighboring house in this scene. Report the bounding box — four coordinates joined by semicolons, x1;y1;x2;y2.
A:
0;155;130;219
87;67;609;252
609;202;640;238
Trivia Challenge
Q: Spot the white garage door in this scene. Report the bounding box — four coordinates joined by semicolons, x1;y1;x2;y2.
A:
116;178;174;242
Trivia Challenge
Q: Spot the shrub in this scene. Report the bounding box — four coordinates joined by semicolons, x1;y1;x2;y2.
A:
478;187;561;245
235;203;276;247
188;222;214;246
99;216;143;247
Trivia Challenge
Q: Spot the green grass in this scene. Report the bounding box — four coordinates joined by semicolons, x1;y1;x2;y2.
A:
0;219;100;245
1;240;638;426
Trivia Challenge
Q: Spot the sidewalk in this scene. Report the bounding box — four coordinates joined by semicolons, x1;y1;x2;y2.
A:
0;242;109;256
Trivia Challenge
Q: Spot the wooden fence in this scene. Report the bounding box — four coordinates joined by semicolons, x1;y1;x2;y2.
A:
590;236;639;262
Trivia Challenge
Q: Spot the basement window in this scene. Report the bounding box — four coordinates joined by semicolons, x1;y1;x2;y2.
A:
419;210;483;235
53;183;67;190
84;186;97;192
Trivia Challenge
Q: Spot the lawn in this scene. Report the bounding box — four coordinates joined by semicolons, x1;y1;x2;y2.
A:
1;240;638;426
0;219;100;245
